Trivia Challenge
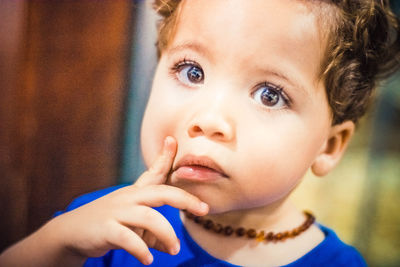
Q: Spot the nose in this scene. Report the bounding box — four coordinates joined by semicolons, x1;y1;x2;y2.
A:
187;107;235;142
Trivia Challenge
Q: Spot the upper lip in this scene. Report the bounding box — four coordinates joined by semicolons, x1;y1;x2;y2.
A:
173;154;229;178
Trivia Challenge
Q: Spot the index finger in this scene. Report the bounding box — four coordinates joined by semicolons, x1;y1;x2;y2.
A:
135;136;177;187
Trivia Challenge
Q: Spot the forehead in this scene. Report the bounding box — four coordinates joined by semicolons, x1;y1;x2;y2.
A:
169;0;326;89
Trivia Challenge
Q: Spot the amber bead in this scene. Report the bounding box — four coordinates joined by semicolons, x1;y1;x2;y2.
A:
292;228;300;236
194;216;204;224
224;226;234;236
299;224;307;231
185;212;195;219
266;232;274;241
275;233;283;240
247;229;257;238
236;227;246;237
256;230;265;242
282;231;289;240
213;223;223;233
183;210;315;243
204;219;214;229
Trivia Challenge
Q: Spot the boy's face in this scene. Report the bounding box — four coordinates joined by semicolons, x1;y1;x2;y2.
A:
141;0;332;213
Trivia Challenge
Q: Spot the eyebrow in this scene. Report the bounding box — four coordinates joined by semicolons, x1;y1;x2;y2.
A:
167;42;214;62
256;67;310;98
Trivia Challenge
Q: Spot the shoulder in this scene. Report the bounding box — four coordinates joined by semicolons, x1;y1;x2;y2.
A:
286;224;367;267
317;225;366;266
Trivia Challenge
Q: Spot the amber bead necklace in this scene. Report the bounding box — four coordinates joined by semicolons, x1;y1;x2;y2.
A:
183;210;315;242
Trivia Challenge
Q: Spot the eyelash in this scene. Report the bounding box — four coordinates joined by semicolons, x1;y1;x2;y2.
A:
169;57;292;108
253;82;292;109
170;58;200;77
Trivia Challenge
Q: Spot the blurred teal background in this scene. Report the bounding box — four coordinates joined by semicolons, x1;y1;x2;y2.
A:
120;1;157;182
121;1;400;266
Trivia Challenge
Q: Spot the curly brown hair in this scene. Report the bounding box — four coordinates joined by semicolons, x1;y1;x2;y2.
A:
153;0;400;124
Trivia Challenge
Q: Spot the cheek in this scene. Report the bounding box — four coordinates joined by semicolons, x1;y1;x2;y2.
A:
140;115;161;169
141;106;174;168
140;90;182;168
234;120;324;203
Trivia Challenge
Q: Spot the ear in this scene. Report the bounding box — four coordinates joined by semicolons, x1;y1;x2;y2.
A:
311;120;355;177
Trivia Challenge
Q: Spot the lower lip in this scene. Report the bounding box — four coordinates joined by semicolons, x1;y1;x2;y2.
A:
173;166;226;182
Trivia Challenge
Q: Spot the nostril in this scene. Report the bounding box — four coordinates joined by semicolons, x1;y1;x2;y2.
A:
192;125;202;133
187;119;234;141
213;132;224;138
188;125;204;137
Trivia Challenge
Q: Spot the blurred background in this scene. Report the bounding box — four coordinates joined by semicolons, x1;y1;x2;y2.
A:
0;1;399;266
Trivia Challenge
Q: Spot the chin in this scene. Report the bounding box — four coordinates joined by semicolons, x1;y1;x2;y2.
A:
166;179;237;214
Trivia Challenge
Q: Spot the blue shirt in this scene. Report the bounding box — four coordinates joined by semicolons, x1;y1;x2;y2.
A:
56;185;367;266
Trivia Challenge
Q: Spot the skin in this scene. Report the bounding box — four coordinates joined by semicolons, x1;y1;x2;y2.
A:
142;0;350;220
0;137;209;266
0;0;355;266
141;0;354;264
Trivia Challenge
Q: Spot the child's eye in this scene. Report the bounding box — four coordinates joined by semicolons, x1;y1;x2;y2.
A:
171;60;204;86
251;83;290;109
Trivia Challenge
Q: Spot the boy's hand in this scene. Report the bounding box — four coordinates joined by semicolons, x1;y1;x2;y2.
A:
53;136;208;265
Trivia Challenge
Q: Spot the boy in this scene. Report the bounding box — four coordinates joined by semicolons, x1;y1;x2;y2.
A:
1;0;399;266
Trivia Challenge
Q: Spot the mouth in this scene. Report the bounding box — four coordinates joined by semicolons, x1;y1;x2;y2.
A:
172;155;229;182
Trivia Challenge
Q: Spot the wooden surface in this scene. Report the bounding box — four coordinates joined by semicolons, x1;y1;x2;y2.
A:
0;0;134;251
0;0;28;252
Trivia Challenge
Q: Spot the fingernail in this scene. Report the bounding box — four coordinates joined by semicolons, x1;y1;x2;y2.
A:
164;136;174;154
145;254;153;265
164;137;170;148
171;240;180;255
199;202;209;213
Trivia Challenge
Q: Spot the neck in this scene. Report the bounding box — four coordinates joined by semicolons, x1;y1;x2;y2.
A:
204;196;301;232
180;198;325;266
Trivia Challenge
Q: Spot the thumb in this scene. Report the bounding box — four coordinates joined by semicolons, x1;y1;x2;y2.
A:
135;136;177;187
